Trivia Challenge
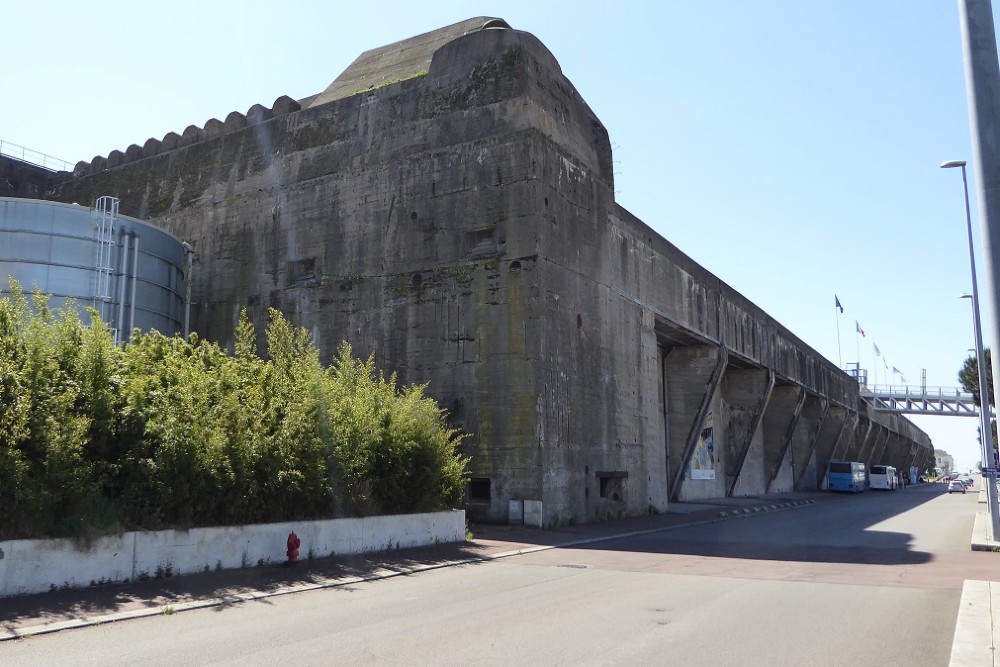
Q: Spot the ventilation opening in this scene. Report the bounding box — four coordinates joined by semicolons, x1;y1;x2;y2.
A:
468;478;491;503
597;471;627;502
287;258;317;286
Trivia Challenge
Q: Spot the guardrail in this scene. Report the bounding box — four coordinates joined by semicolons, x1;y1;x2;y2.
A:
0;138;72;172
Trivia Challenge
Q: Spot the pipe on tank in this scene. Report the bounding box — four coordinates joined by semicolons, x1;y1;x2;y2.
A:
128;233;139;338
116;233;131;345
182;242;194;340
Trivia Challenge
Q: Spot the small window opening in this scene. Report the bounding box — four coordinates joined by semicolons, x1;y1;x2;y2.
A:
596;471;627;502
469;478;491;502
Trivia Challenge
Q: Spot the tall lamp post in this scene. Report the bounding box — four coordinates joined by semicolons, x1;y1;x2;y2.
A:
941;159;1000;540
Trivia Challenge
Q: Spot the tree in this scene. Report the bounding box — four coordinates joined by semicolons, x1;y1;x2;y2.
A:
959;348;994;406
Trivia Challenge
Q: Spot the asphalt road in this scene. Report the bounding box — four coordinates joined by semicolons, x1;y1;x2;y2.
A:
0;482;989;666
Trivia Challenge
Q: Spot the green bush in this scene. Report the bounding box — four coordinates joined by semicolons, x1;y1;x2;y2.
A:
0;282;469;540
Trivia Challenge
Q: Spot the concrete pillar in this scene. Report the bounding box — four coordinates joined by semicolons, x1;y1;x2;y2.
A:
828;410;859;465
665;344;728;501
903;441;918;474
843;417;873;462
720;367;773;497
788;394;829;491
877;432;901;470
806;404;847;490
761;384;805;493
861;427;888;467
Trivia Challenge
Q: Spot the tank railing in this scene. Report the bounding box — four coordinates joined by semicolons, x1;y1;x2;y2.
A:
0;138;72;172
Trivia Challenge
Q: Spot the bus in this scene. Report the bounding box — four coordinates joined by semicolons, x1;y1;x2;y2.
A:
869;464;898;490
828;461;866;493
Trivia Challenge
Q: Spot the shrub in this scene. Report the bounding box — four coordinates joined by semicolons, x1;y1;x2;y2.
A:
0;283;469;539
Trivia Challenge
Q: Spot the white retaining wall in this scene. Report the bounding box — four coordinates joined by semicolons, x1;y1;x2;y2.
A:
0;510;465;598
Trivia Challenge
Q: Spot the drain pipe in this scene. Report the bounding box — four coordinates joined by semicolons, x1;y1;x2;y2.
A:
116;232;131;345
182;242;194;339
128;233;139;336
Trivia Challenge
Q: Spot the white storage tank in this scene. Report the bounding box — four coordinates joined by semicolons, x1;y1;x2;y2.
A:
0;196;187;340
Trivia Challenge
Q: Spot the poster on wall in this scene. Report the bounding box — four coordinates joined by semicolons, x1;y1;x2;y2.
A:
690;411;716;480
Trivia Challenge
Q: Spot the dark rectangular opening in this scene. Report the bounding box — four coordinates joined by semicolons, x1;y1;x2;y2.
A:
468;478;491;502
596;471;627;501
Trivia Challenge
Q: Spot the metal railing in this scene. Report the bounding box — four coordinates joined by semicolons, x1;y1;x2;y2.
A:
0;138;72;172
861;384;986;417
865;385;974;399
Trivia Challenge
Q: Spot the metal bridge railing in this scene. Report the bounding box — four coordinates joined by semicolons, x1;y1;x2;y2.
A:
0;138;72;172
861;384;986;417
865;385;974;400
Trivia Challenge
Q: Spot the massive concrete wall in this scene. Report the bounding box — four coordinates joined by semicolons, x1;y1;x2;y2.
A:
0;156;56;199
42;18;933;525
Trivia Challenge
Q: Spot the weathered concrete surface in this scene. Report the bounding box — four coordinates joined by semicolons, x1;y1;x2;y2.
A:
721;367;772;497
0;155;55;198
37;18;934;525
788;394;826;490
806;405;848;489
0;510;465;598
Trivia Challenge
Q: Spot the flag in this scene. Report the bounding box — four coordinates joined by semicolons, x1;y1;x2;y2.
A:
835;295;844;313
873;343;880;356
856;322;866;337
892;366;902;375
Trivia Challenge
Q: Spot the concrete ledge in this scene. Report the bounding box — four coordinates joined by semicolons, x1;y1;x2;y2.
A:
972;512;1000;552
0;510;465;598
949;580;996;667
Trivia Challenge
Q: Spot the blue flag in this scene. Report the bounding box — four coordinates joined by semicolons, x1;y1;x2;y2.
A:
835;295;844;313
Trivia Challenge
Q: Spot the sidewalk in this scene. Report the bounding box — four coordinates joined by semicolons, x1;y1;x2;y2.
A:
950;483;999;667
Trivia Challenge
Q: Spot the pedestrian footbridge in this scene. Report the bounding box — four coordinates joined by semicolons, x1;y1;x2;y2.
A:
862;385;986;417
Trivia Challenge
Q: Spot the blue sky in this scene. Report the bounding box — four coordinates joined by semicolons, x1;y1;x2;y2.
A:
1;1;992;471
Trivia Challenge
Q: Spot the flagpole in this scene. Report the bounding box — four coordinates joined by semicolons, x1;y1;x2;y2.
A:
855;324;861;377
836;306;843;369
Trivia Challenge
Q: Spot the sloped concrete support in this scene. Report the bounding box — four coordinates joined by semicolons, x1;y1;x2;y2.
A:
761;384;805;493
667;345;728;502
804;404;844;489
843;417;873;462
900;437;916;472
721;367;773;497
828;410;857;463
862;427;888;467
788;394;829;490
875;432;899;468
904;441;919;475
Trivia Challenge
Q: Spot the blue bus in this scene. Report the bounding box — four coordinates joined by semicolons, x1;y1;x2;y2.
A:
828;461;866;492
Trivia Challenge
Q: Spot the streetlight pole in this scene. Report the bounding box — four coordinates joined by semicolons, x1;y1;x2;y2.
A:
942;159;1000;540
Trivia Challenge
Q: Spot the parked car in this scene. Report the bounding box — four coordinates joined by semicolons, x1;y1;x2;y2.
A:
948;480;967;494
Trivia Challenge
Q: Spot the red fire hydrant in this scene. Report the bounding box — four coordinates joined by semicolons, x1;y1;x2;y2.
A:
286;531;301;565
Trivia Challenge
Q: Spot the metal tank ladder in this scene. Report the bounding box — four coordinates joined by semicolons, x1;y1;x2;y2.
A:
93;196;119;337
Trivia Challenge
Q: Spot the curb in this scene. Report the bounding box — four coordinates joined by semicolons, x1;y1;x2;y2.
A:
949;580;996;667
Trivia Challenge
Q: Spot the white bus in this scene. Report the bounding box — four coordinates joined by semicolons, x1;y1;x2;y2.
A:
869;464;898;490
